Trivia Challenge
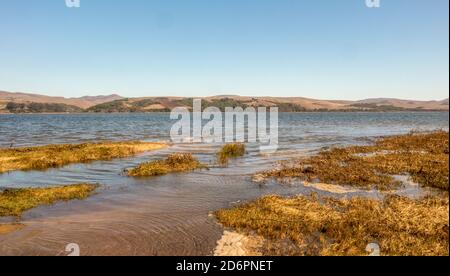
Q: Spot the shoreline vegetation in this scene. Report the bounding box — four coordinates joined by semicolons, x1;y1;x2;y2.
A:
0;183;98;217
256;131;449;191
215;194;449;256
216;131;449;256
217;143;246;165
127;153;206;177
128;143;247;177
0;141;167;174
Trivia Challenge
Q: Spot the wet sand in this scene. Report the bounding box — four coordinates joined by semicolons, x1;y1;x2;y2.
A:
214;231;263;256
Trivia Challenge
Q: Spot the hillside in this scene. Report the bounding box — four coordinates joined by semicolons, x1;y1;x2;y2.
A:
85;96;449;113
0;91;123;109
356;98;449;111
1;90;448;113
4;102;84;113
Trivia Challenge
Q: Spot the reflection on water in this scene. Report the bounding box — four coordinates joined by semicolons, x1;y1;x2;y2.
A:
0;112;448;255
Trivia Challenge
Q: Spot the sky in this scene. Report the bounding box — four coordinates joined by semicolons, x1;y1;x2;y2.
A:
0;0;448;100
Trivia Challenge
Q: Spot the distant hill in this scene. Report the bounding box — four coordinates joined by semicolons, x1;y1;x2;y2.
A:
85;96;449;113
4;102;84;114
356;98;449;111
76;95;124;107
0;90;448;113
0;91;123;109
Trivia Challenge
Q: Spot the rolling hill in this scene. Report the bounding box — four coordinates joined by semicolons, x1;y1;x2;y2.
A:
0;90;448;113
84;96;449;113
0;91;123;109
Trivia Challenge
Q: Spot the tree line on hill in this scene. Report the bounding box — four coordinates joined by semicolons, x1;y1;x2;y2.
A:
2;98;442;114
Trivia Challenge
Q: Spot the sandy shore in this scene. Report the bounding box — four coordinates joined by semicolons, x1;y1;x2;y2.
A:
214;231;264;256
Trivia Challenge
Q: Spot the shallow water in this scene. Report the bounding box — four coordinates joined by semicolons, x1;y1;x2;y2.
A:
0;112;448;255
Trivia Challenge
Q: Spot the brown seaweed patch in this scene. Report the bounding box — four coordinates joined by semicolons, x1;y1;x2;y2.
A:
217;143;246;165
0;141;167;174
258;131;449;190
215;194;449;256
0;183;98;217
127;153;206;177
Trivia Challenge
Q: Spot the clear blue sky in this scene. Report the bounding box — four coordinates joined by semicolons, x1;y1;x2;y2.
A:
0;0;448;100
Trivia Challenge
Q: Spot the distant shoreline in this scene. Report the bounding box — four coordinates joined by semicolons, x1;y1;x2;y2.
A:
2;91;448;114
0;110;448;115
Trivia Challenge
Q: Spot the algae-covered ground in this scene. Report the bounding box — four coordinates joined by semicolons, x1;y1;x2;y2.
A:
128;143;246;177
217;143;246;165
215;194;449;256
0;141;166;174
0;183;98;217
128;153;206;177
259;131;449;190
216;131;449;256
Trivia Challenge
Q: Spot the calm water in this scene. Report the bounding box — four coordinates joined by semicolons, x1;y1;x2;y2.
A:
0;112;448;256
1;112;449;148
